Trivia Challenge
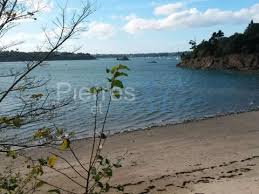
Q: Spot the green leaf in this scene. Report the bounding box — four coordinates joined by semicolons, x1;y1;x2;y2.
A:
48;189;61;194
94;173;101;182
88;87;98;94
114;72;128;78
113;90;121;99
117;64;130;71
88;87;103;94
111;66;118;74
111;64;130;74
112;80;124;88
103;167;112;177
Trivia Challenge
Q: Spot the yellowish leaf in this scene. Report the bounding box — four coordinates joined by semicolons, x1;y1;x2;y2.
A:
48;155;58;168
60;139;70;151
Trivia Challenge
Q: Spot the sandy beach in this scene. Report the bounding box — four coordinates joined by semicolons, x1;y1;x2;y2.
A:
2;111;259;194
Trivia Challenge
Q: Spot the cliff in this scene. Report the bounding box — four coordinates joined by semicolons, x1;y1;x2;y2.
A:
177;54;259;71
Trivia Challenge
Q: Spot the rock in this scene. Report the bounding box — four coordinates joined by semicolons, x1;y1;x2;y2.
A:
177;54;259;71
147;60;158;63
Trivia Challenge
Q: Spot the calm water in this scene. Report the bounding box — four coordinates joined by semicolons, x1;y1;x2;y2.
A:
2;57;259;139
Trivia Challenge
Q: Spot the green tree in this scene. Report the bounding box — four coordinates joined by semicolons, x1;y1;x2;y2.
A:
189;40;197;50
216;30;224;38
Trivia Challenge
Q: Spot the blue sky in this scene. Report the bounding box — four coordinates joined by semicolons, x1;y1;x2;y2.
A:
5;0;259;53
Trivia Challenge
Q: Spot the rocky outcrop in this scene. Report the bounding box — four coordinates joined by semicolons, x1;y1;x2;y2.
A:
177;54;259;71
117;56;130;61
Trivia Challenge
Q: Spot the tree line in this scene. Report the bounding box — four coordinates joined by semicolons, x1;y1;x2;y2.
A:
182;20;259;60
0;51;96;62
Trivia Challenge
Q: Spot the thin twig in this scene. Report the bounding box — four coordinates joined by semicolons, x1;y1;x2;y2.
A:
50;152;87;180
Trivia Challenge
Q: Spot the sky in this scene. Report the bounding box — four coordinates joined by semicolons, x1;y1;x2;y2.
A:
3;0;259;54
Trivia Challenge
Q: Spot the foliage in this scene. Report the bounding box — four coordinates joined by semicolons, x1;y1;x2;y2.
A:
182;21;259;60
0;64;130;194
189;40;197;51
0;164;46;194
0;0;130;194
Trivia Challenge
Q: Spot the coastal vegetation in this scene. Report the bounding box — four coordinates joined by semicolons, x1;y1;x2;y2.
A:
178;21;259;70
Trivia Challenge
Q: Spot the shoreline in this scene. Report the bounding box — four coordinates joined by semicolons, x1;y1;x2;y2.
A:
74;110;259;194
2;110;259;193
74;106;259;142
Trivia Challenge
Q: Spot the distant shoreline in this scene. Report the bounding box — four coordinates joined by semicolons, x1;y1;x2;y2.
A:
0;51;183;62
0;51;96;62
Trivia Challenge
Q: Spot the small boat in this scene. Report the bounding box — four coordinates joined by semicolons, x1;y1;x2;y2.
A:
147;60;158;63
116;56;129;61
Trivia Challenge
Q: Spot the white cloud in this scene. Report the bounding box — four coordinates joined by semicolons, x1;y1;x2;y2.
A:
124;18;160;34
83;22;115;40
154;2;184;16
0;31;46;51
125;14;138;21
124;3;259;34
111;13;137;21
